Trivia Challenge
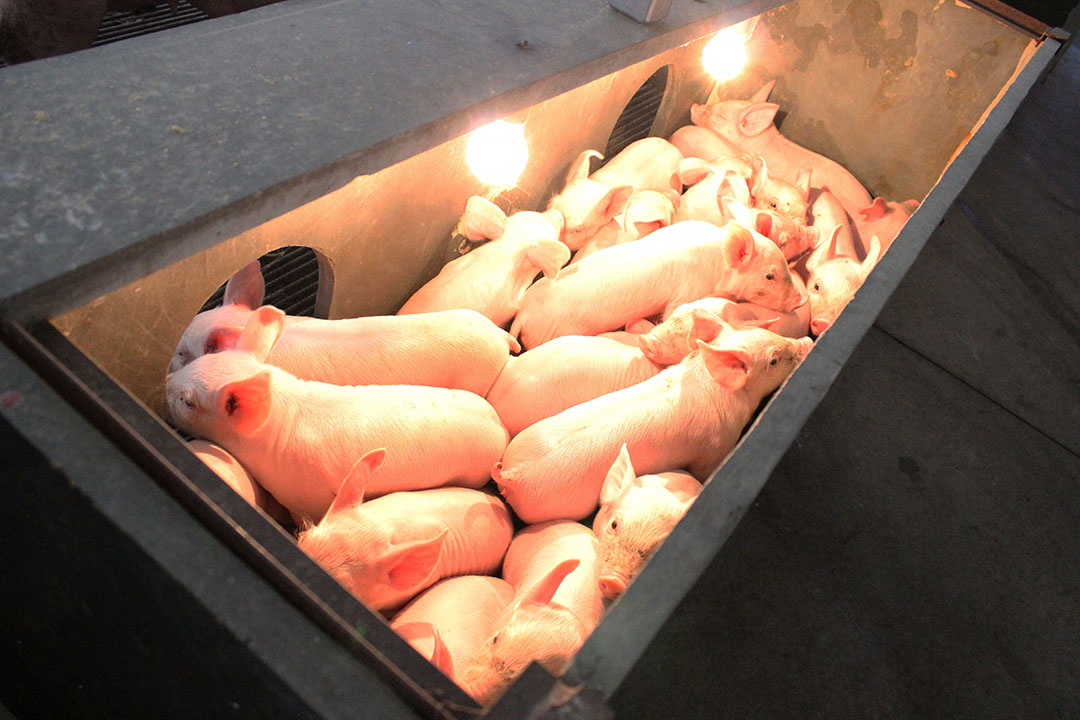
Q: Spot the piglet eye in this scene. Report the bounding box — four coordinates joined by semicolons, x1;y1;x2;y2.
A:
813;282;820;291
491;634;499;646
769;358;778;367
765;272;775;281
610;520;618;531
183;398;194;408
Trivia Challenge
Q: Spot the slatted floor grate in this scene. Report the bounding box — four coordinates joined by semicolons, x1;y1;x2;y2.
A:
93;0;210;47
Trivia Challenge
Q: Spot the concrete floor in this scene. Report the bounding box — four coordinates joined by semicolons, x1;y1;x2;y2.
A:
612;17;1080;720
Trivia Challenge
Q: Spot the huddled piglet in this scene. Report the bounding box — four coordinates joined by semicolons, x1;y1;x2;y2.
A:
391;575;516;682
571;189;679;263
687;80;873;220
298;449;514;613
854;196;919;257
188;439;291;525
806;233;883;336
461;520;602;705
171;261;516;397
486;334;664;436
593;445;702;600
638;291;809;366
166;305;508;522
494;327;814;523
675;155;755;226
547;137;683;250
511;221;804;349
397;196;570;327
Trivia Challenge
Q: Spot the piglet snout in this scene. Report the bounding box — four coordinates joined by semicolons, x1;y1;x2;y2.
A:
598;574;628;600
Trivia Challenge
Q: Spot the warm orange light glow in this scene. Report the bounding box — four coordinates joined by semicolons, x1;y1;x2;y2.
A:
466;120;529;187
702;27;748;82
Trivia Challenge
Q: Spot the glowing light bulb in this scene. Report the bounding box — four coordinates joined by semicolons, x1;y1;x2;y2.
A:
466;120;529;187
702;27;748;82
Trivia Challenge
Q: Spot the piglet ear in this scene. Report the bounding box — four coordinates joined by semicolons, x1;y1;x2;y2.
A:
737;102;779;138
223;261;266;309
204;325;243;355
215;370;272;436
565;149;603;186
460;195;508;242
722;222;756;269
600;444;636;507
858;196;889;222
696;340;751;391
395;622;454;677
383;529;449;593
718;171;752;213
795;166;813;200
325;448;386;518
527;239;571;279
678;157;712;186
806;225;842;273
518;558;580;609
599;185;634;222
750;78;777;104
689;308;726;344
235;305;285;362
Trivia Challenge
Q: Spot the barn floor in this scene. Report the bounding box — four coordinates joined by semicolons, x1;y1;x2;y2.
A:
612;13;1080;720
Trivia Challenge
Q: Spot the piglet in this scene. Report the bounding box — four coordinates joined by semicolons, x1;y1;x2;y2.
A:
571;189;679;263
391;575;516;682
593;445;702;600
722;192;819;262
461;520;602;705
675;156;755;226
689;80;873;221
806;233;883;336
853;196;919;257
494;327;814;523
794;188;859;282
669;123;743;162
548;137;683;250
638;292;809;366
298;449;514;613
171;261;516;397
166;305;509;522
188;439;291;525
511;221;804;349
397;196;569;327
486;334;664;436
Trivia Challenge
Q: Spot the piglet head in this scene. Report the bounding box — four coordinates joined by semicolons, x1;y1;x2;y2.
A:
593;445;699;601
750;158;810;227
298;449;450;612
640;304;729;366
720;222;805;314
461;558;585;705
697;326;813;399
547;149;634;251
165;305;285;440
690;91;779;144
169;260;266;373
807;235;882;336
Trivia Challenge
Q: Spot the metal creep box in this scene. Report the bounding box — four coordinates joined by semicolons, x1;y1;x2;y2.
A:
0;0;1060;716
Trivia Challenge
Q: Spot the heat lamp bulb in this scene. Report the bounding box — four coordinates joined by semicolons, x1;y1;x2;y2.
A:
703;27;748;82
466;120;529;187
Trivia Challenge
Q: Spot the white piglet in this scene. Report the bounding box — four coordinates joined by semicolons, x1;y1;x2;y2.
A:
298;449;514;614
461;520;602;705
166;305;508;522
511;221;804;349
548;137;684;251
171;261;516;397
495;328;814;523
397;196;570;327
592;444;703;600
391;575;516;683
